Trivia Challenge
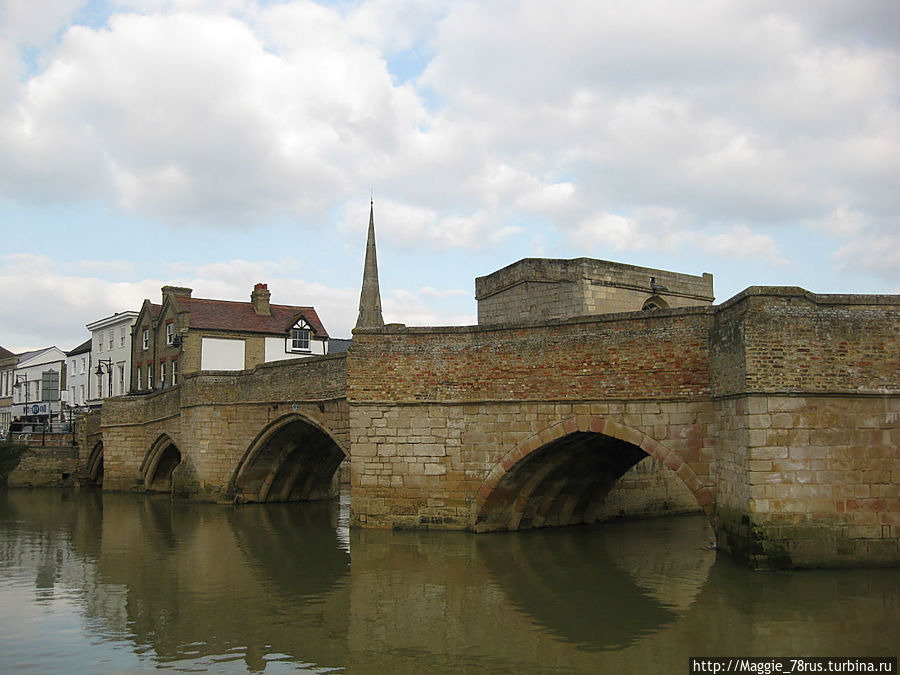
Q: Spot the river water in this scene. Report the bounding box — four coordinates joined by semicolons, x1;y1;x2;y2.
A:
0;489;897;674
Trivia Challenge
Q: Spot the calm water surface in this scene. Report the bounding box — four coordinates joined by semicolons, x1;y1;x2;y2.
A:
0;489;897;673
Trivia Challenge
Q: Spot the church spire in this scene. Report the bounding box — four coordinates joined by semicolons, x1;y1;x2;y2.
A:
355;199;384;329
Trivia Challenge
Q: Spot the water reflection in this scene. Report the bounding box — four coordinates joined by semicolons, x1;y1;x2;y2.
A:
478;516;715;650
0;489;898;674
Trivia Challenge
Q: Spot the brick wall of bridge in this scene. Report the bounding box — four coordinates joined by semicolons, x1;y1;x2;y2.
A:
349;288;898;567
348;309;718;529
710;289;899;567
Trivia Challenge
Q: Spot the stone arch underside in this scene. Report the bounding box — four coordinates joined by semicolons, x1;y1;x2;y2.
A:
474;417;713;532
231;415;347;504
87;440;104;484
142;435;182;493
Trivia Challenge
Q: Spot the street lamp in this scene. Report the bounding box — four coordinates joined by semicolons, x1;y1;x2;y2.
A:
95;358;113;400
13;374;27;405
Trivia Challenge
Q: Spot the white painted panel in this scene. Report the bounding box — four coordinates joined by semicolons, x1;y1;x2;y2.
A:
201;338;245;371
264;337;327;362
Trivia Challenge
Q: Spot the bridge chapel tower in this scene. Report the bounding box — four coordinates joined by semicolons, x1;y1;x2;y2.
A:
355;200;384;329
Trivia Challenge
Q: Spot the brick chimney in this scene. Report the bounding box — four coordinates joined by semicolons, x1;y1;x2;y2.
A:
251;283;271;316
162;286;192;302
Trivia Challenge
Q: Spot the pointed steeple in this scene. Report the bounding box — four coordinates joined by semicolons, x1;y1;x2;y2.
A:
355;199;384;329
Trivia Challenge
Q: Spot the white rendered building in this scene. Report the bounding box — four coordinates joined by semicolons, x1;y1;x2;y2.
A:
85;311;138;403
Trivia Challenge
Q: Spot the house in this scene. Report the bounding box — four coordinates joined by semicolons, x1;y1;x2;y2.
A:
0;346;17;434
85;311;139;403
130;283;329;392
65;339;92;411
10;346;67;428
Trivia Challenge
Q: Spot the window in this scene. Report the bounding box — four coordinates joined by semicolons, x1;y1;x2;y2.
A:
96;373;103;399
137;367;142;390
171;359;178;386
108;330;114;350
160;362;166;387
97;335;103;353
142;328;149;350
117;363;125;395
166;323;174;345
80;385;84;405
641;295;670;311
288;320;312;352
120;327;126;347
81;357;86;374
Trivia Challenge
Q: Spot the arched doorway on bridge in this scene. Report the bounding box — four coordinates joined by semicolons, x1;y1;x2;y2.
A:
230;414;347;504
142;434;182;493
474;418;712;532
86;440;103;485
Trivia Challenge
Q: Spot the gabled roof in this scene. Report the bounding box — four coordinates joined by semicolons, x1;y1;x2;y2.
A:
175;297;329;338
134;301;161;327
0;346;14;359
16;346;66;367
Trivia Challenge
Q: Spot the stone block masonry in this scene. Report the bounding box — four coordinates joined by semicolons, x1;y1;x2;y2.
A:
349;288;898;567
475;257;714;324
102;354;349;501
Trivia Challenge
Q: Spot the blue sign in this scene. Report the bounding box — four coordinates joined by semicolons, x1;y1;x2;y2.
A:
19;402;51;416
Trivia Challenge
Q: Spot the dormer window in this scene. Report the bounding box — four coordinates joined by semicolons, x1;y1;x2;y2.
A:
287;319;311;352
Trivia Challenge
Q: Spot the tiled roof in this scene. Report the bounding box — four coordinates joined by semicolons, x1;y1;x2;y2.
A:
0;346;14;358
328;338;352;354
67;339;93;356
177;297;329;338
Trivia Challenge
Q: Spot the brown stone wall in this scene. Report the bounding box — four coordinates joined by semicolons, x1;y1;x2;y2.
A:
102;354;349;499
7;445;80;487
349;399;716;529
716;394;899;567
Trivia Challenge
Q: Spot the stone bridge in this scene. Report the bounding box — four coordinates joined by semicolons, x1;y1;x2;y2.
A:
97;287;900;568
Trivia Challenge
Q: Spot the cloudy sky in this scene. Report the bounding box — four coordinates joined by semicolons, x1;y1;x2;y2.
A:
1;0;898;352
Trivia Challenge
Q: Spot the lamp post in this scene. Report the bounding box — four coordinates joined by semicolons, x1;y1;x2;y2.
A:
95;359;113;401
11;374;27;437
13;374;27;405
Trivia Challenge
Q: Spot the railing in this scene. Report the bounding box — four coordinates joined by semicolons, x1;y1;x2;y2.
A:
7;423;76;447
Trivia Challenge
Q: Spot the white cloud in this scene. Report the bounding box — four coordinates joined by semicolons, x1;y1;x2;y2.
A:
832;233;900;284
0;0;86;47
382;288;474;328
695;225;787;266
0;253;161;351
0;7;427;226
1;0;899;351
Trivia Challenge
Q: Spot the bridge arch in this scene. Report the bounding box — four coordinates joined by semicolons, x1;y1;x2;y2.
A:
473;416;713;532
141;434;182;492
229;413;347;504
86;440;104;485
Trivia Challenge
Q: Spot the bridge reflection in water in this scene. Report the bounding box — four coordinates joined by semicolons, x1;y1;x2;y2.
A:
0;489;897;673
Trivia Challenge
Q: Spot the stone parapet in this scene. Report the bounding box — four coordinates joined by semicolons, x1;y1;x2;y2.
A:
349;309;713;403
